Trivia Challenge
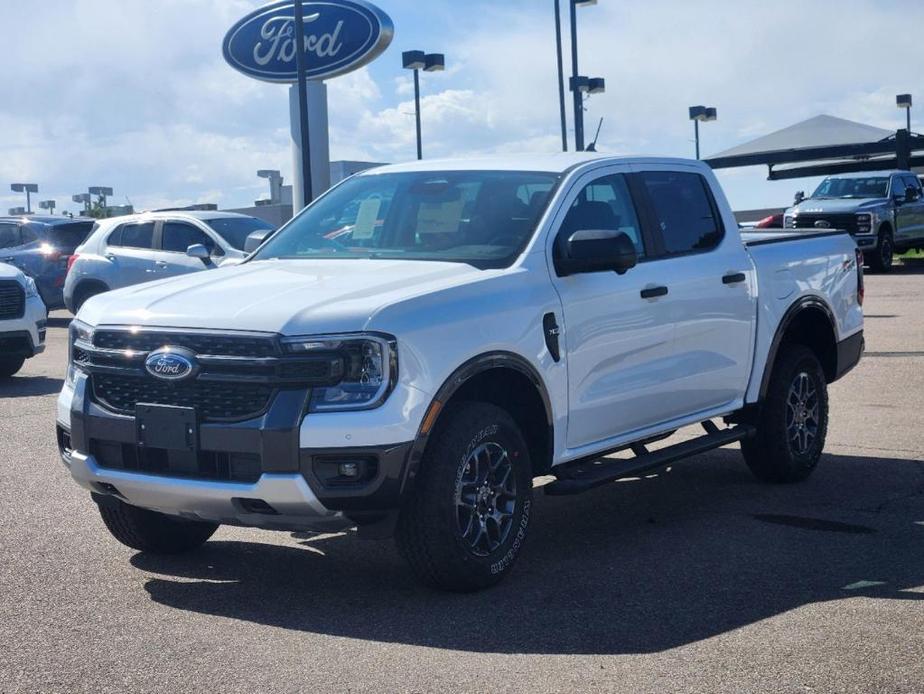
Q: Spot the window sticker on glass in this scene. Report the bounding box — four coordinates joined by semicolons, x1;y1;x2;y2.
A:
352;198;381;240
417;199;465;234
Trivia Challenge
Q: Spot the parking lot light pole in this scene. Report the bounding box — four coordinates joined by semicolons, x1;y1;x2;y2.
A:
72;193;91;215
689;106;717;160
38;200;56;215
897;94;912;132
554;0;568;151
569;0;599;151
10;183;38;214
402;51;445;160
88;186;113;215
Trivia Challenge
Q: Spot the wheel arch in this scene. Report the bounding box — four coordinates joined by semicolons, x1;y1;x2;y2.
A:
71;278;110;310
759;296;839;400
405;352;555;486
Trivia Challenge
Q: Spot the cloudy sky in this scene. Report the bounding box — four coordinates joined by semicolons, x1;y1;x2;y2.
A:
1;0;922;215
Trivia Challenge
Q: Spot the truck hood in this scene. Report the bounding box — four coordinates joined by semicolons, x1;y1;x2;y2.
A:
788;197;888;215
78;259;487;335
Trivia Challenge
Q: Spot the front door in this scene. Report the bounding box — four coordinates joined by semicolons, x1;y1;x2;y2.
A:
151;221;219;278
548;167;677;449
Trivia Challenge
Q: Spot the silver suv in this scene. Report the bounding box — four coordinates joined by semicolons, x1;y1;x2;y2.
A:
64;211;274;312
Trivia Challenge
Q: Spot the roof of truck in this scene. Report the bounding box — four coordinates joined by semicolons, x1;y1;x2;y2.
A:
361;153;705;175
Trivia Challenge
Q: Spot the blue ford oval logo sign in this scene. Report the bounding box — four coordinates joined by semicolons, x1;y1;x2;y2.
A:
145;348;197;381
222;0;394;83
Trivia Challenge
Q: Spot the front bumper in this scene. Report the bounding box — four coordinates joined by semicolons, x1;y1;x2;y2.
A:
58;372;417;531
0;294;46;357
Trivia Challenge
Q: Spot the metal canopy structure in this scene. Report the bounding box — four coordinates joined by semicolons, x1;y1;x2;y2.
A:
705;114;924;180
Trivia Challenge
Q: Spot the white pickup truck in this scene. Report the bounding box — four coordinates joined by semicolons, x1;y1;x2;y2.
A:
57;154;864;591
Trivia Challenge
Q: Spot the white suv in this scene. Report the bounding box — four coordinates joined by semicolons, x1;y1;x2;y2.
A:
0;262;47;377
63;211;274;312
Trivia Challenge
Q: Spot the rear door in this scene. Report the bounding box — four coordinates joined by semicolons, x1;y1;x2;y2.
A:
150;220;220;278
105;221;158;288
900;174;924;244
632;165;756;418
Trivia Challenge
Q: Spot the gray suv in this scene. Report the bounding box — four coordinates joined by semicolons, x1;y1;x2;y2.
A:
784;170;924;272
64;211;274;312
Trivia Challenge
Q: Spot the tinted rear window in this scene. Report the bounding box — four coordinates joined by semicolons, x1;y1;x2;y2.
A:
111;222;155;249
639;171;723;255
43;222;95;251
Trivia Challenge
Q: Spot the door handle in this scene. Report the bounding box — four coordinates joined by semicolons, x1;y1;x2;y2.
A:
154;261;168;267
640;285;669;299
722;272;747;285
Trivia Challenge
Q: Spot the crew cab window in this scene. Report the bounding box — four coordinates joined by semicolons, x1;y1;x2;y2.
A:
0;223;19;249
161;222;217;254
560;174;645;257
111;222;155;249
902;175;922;198
20;225;39;244
639;171;722;255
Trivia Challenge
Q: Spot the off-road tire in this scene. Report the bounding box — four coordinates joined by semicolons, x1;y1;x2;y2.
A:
96;497;218;553
396;402;533;592
742;344;828;483
866;229;894;274
0;356;26;378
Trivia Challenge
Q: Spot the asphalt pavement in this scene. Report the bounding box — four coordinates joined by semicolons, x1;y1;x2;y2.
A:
1;266;923;693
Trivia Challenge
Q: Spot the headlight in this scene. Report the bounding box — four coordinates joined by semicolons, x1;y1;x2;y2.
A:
280;333;397;412
784;215;795;229
23;276;38;298
856;212;874;234
66;319;94;385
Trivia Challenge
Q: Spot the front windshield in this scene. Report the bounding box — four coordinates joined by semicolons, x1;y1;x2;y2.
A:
206;216;275;250
811;176;889;199
252;170;559;268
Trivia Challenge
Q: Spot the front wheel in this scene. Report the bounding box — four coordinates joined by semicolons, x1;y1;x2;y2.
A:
866;230;893;273
0;356;26;378
396;402;533;591
96;496;218;553
742;345;828;483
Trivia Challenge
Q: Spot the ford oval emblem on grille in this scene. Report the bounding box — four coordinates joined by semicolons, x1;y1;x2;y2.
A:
814;220;831;229
144;348;198;381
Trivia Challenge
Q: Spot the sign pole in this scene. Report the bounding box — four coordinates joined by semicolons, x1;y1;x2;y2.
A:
292;0;313;206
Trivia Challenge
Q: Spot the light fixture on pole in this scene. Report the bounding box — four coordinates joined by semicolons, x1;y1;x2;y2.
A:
897;93;912;132
72;193;91;215
8;207;26;216
257;169;284;204
88;186;113;214
689;105;717;160
38;200;56;215
568;0;600;151
10;183;38;214
402;50;445;160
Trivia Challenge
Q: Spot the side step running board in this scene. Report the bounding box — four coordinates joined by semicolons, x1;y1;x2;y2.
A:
544;422;756;496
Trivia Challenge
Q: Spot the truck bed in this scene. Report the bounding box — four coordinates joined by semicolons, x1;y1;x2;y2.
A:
740;229;851;246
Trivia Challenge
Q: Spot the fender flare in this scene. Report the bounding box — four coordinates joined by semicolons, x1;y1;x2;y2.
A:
403;351;555;488
758;295;837;400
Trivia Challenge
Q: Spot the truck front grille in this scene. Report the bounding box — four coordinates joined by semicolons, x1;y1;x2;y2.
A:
790;213;858;234
90;438;261;483
0;281;25;320
92;373;274;421
92;329;279;357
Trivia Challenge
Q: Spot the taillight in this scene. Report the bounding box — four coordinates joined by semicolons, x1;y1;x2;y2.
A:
855;248;864;306
66;253;79;275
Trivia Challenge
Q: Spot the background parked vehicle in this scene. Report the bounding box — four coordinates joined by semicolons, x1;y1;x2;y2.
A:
0;261;47;377
0;216;95;309
64;211;274;312
784;170;924;272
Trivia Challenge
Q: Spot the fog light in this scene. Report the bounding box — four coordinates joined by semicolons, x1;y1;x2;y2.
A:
339;461;360;478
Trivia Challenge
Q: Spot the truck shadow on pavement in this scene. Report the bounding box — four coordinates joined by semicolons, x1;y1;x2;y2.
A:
133;449;924;654
0;375;64;397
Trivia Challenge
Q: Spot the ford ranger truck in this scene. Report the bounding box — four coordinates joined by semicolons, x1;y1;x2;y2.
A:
0;261;47;377
784;170;924;273
57;155;864;591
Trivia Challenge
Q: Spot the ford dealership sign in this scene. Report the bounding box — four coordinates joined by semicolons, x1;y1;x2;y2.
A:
222;0;394;83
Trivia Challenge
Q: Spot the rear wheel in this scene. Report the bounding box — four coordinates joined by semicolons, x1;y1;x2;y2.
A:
742;345;828;483
96;496;218;553
0;356;26;378
396;402;533;591
866;229;893;273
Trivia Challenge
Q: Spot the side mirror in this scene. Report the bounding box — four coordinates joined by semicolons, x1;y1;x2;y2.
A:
186;244;210;260
794;191;805;204
556;229;638;277
244;229;272;254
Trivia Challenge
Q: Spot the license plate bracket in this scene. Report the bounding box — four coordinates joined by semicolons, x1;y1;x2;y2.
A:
136;403;198;451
